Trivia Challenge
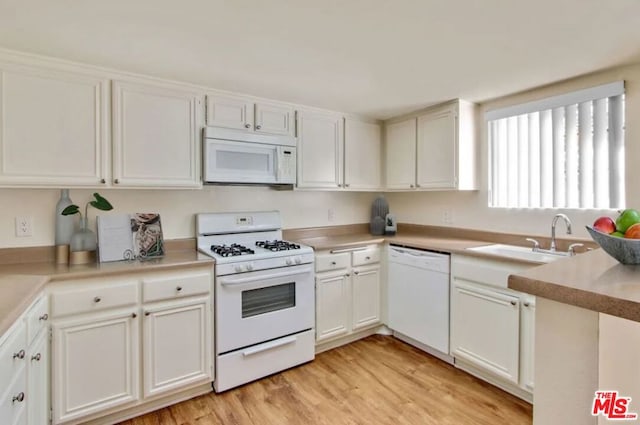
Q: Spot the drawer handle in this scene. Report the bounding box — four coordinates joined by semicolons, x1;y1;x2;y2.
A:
39;313;49;321
176;286;183;292
12;392;25;404
31;353;41;362
94;296;101;303
13;349;25;360
510;301;517;306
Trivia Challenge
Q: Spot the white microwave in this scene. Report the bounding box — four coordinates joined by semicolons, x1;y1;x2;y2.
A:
203;127;297;185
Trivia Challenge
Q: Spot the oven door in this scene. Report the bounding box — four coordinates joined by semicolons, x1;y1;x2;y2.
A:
204;139;277;184
216;264;314;353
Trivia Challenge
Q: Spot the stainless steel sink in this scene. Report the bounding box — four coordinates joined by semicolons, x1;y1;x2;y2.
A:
466;244;570;263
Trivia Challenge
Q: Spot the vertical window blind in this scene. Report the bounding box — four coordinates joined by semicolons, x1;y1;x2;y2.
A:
487;82;625;209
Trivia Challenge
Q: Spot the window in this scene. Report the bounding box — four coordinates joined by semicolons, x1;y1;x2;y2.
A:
487;82;625;209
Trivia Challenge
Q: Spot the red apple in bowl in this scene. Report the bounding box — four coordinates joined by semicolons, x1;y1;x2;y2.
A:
593;216;616;234
625;223;640;239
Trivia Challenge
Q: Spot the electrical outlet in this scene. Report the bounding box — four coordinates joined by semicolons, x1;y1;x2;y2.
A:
327;208;335;222
443;210;453;225
15;216;32;237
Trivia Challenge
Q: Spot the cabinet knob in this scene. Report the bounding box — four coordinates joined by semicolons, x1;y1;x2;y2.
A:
114;179;120;184
145;311;150;316
94;296;101;303
410;184;415;188
131;313;137;318
176;286;183;292
523;302;530;307
365;256;370;260
13;349;25;360
256;125;262;130
244;123;251;129
345;183;350;187
331;261;337;265
346;273;351;277
12;392;25;404
354;271;359;275
31;353;41;362
39;313;48;321
510;300;517;306
100;178;106;184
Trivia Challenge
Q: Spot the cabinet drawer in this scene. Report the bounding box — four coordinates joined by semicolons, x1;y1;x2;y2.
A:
315;253;350;272
452;254;529;289
25;295;48;344
0;321;27;395
142;272;211;303
0;368;27;425
51;281;138;317
352;247;380;266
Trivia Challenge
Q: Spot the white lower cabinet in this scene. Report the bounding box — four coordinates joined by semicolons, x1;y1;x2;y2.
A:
49;266;214;424
142;297;211;398
450;254;535;400
451;279;520;384
53;309;140;423
0;293;49;425
315;246;381;345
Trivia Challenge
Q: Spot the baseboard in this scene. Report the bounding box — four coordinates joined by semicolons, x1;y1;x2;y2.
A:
392;332;454;365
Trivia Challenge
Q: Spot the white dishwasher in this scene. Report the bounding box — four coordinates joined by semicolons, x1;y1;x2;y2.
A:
388;245;451;359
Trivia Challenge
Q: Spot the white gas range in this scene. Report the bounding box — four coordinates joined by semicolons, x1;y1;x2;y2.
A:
196;211;315;392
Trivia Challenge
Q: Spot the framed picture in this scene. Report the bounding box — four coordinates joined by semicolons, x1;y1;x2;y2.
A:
131;213;165;259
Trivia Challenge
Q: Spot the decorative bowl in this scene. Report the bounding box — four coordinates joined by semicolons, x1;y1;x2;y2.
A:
586;225;640;265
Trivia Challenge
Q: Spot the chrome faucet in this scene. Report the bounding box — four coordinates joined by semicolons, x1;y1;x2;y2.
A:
550;213;572;252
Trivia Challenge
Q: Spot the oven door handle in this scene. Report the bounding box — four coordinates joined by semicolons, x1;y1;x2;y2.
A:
219;265;313;286
242;335;297;357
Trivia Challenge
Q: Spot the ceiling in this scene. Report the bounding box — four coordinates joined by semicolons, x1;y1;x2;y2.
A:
0;0;639;119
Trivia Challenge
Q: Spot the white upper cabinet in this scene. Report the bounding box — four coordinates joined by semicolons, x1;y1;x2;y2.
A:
0;60;109;187
206;94;295;136
417;108;456;189
344;118;382;190
296;109;344;189
112;79;203;188
385;118;417;189
384;99;478;191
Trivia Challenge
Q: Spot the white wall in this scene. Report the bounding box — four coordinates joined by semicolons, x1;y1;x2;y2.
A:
0;187;377;248
387;63;640;239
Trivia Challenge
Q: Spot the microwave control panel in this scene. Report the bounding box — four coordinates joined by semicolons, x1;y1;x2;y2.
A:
277;146;297;183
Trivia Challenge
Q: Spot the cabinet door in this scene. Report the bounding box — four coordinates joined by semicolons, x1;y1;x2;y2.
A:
416;108;457;189
315;272;350;342
450;279;520;384
520;296;535;392
296;110;344;189
385;118;416;189
112;80;203;188
254;102;295;136
205;94;254;130
344;118;382;190
27;333;48;425
0;63;109;186
351;265;381;331
142;297;212;398
52;309;139;424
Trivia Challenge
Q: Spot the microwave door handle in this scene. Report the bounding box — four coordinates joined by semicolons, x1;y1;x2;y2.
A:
219;266;312;286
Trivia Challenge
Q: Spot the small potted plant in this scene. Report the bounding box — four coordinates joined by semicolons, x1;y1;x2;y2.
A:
61;193;113;263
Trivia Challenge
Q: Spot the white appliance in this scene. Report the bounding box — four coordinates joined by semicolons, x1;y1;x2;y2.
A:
203;127;297;185
196;211;315;392
387;245;452;363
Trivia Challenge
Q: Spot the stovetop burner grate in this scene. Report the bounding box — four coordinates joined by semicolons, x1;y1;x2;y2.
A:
210;243;255;257
255;240;301;252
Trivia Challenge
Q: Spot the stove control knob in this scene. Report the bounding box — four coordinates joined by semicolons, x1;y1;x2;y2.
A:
286;258;293;266
246;264;254;271
234;265;243;273
294;257;302;264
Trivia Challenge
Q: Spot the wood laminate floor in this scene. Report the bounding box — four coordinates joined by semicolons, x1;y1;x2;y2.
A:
120;335;532;425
